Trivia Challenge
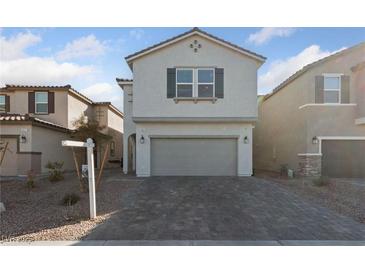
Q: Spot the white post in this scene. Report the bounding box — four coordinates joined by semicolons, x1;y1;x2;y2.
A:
86;138;96;219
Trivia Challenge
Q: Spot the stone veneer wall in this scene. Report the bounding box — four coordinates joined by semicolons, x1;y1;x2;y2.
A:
297;155;322;177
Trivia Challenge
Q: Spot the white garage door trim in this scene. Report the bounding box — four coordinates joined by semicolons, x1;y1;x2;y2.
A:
150;135;239;176
318;136;365;154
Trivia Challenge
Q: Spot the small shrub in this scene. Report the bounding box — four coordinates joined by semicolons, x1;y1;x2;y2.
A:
45;161;64;182
26;170;35;189
313;176;330;187
61;193;80;206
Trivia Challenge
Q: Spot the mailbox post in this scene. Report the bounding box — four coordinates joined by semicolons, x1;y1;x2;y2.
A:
62;138;96;219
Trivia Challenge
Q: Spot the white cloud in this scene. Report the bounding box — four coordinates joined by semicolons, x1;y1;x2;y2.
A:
0;57;94;86
82;82;123;111
247;28;296;45
129;29;144;40
83;82;114;97
258;45;346;93
0;32;95;86
0;32;41;60
56;34;107;61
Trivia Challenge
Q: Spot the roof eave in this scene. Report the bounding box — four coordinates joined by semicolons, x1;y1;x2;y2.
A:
125;29;266;65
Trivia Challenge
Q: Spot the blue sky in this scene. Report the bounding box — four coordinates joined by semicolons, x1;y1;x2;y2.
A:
1;27;365;111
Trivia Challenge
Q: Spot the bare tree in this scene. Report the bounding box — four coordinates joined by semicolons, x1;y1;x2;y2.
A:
71;114;112;192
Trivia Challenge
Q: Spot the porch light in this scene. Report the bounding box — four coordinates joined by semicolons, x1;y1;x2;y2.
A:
140;135;145;144
312;136;319;144
20;135;27;143
244;136;249;144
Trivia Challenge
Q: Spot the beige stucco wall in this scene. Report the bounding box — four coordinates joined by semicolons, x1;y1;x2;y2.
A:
353;64;365;119
67;93;93;129
107;109;123;161
254;43;365;174
0;124;33;151
135;122;253;177
0;137;19;176
0;89;69;127
254;77;308;172
31;126;74;173
0;124;73;175
121;84;136;174
132;34;260;119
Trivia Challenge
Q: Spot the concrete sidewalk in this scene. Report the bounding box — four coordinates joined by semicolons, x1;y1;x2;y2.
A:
2;240;365;246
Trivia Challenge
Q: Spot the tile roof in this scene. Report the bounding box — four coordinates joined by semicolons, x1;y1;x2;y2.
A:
124;27;266;63
5;84;72;89
116;78;133;82
0;113;70;131
1;84;124;115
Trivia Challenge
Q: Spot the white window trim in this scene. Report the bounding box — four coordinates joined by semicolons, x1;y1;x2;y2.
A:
35;91;49;114
176;68;194;98
317;136;365;154
176;67;215;98
197;68;215;98
323;73;342;104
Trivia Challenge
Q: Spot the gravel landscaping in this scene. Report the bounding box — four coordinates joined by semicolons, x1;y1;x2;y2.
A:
256;172;365;224
0;169;136;241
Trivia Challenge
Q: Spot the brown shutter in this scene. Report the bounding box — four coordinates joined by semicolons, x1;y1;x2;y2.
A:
28;92;35;113
48;91;55;113
167;68;176;98
341;75;350;103
215;68;224;98
315;76;324;103
5;95;10;112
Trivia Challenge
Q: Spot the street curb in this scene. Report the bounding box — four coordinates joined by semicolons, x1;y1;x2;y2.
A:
1;240;365;246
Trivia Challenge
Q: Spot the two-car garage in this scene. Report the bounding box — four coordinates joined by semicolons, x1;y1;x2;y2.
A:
321;140;365;178
150;138;238;176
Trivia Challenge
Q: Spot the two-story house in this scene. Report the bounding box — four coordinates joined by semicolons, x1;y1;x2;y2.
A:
254;42;365;178
117;28;266;177
0;85;124;176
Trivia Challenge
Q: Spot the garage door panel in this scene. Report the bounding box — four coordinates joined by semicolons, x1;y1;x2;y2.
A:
151;138;237;176
322;140;365;178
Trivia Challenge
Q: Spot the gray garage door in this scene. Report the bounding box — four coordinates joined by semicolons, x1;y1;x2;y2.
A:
151;138;237;176
322;140;365;178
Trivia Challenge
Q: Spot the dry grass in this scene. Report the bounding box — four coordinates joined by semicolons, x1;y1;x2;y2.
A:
0;169;136;241
257;171;365;223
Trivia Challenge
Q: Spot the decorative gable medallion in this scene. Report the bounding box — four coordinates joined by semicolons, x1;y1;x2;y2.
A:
190;40;202;53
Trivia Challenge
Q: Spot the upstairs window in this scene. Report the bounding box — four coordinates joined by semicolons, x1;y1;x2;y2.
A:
0;95;5;113
176;69;193;97
324;75;341;103
35;92;48;114
176;68;215;98
198;69;214;97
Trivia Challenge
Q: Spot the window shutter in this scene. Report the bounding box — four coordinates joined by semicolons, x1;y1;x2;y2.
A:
28;92;35;113
215;68;224;98
315;76;324;103
48;91;55;113
167;68;176;98
341;75;350;103
5;95;10;112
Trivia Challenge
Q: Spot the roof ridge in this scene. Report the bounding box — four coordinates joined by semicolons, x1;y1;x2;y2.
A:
124;27;266;62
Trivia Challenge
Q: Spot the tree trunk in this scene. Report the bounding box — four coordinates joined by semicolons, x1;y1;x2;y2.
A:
96;143;109;190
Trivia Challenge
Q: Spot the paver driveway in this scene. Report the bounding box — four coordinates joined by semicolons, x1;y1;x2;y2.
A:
85;176;365;241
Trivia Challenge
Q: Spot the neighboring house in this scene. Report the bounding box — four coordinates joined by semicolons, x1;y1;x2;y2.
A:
254;42;365;178
0;85;124;176
117;28;266;177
